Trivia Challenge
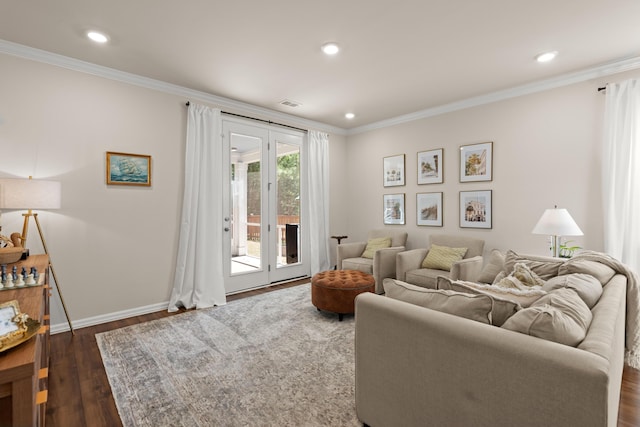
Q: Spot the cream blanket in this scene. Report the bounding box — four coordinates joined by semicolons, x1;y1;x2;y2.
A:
564;250;640;369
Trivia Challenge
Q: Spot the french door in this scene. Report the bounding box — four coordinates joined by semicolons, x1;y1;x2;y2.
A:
222;118;309;294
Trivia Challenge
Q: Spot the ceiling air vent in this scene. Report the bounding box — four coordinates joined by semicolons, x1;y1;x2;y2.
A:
279;99;302;108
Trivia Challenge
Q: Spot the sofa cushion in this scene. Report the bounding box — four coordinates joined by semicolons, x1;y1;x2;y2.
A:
361;237;392;259
437;278;522;326
504;250;563;280
421;244;468;271
383;278;492;324
543;273;603;309
341;257;373;275
477;249;505;283
501;288;592;347
558;259;616;285
405;268;441;289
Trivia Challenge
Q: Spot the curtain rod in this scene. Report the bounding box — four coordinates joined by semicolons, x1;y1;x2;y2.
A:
185;101;308;133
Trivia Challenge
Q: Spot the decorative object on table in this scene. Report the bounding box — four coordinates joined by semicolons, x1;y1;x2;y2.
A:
0;177;74;333
0;299;41;352
106;151;152;186
383;154;405;187
459;190;492;228
558;241;582;258
416;192;443;227
532;205;583;257
417;148;443;184
0;246;23;265
459;142;493;182
383;193;405;225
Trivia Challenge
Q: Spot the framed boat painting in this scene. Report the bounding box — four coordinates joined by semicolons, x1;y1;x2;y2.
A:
106;152;152;186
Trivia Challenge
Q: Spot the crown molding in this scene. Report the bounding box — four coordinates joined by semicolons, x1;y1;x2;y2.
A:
0;39;347;136
3;39;640;137
347;55;640;135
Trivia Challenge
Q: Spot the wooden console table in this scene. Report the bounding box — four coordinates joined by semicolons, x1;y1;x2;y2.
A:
0;254;50;427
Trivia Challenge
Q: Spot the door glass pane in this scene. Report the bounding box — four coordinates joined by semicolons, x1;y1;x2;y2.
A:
230;133;262;275
276;141;300;268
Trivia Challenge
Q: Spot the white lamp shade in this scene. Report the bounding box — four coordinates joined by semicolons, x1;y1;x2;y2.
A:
532;208;583;236
0;178;61;210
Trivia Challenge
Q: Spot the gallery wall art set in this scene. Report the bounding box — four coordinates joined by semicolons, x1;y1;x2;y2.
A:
382;142;493;228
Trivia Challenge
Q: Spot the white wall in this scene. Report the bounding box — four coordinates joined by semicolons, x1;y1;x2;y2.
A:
344;69;640;257
0;53;349;330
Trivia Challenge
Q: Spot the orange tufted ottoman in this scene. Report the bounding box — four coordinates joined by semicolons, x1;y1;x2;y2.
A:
311;270;375;321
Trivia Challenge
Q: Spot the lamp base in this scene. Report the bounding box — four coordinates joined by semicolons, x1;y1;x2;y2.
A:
20;249;29;260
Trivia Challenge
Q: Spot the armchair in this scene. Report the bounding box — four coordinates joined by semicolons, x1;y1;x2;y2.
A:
337;229;408;294
396;234;484;289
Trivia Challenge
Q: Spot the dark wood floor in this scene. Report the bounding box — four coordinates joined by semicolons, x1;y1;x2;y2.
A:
45;280;640;427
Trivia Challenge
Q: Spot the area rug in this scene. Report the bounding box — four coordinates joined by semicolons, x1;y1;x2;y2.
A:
96;284;360;427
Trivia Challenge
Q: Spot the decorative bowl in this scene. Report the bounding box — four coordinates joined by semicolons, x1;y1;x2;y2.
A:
0;247;23;265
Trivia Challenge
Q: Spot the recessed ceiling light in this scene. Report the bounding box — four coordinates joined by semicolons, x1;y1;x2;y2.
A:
87;31;109;43
321;42;340;55
536;51;558;63
345;113;355;119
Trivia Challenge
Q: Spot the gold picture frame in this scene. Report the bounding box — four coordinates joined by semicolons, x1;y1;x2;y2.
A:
0;300;40;352
106;152;152;186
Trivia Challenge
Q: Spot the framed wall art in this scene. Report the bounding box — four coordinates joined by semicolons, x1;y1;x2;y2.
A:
383;193;405;225
383;154;405;187
460;190;492;229
106;152;152;186
460;142;492;182
417;148;443;184
417;192;443;227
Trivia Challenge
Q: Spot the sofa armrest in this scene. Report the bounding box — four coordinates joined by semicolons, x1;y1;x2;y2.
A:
372;246;405;294
395;248;428;281
355;293;613;427
450;255;483;282
336;242;366;269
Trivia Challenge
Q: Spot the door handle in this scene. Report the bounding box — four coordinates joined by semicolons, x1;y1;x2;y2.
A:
224;227;230;232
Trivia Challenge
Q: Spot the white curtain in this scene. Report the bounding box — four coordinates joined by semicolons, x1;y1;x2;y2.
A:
308;130;331;275
168;104;226;311
603;79;640;272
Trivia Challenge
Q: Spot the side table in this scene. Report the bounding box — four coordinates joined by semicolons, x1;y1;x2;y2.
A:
0;254;51;427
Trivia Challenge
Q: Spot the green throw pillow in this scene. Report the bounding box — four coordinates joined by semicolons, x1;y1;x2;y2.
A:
361;237;392;259
421;244;468;271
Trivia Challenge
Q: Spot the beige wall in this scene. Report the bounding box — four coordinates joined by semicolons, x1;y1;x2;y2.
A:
344;69;640;256
0;53;348;329
2;49;638;330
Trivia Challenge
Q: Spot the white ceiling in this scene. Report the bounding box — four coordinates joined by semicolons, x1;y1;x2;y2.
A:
2;0;640;131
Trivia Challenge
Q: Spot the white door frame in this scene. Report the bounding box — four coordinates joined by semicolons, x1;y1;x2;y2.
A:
222;117;309;294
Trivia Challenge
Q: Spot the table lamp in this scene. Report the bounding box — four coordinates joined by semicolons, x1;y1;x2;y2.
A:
532;205;583;257
0;176;74;334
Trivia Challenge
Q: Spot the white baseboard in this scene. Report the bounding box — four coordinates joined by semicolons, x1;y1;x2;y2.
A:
50;301;170;334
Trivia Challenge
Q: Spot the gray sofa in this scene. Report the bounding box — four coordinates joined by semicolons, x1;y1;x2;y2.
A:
355;252;627;427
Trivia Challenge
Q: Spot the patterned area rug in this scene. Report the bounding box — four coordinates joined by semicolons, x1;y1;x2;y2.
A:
96;284;360;427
